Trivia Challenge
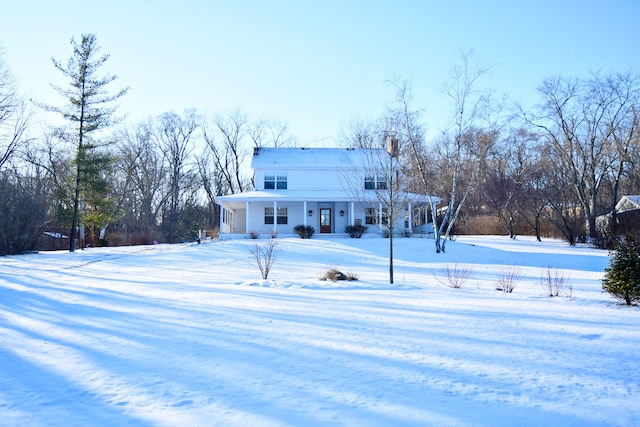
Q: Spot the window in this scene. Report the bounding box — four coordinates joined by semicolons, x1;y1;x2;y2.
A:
364;175;387;190
277;207;288;224
377;175;387;190
264;174;275;189
364;176;375;190
365;208;388;225
265;207;288;224
276;174;287;189
365;208;374;224
265;207;274;224
413;207;427;228
264;173;287;190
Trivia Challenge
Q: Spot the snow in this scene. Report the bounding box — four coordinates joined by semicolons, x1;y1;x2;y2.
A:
1;236;639;427
251;147;377;169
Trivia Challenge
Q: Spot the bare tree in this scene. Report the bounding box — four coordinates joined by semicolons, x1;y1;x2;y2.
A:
342;133;409;284
604;73;640;230
196;149;224;228
340;117;384;149
437;51;496;252
371;137;409;284
484;128;542;239
0;49;31;170
154;110;198;243
525;72;640;240
43;34;128;251
386;79;443;252
215;110;250;193
540;149;583;245
249;118;295;148
22;131;73;245
115;121;166;243
200;111;278;234
0;166;50;255
200;110;253;198
484;157;520;238
251;239;278;280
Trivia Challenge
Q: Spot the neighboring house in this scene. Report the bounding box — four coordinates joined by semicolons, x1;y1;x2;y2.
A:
596;195;640;234
215;147;439;238
615;195;640;215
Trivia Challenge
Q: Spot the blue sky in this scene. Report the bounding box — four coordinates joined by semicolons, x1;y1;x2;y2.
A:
1;0;638;145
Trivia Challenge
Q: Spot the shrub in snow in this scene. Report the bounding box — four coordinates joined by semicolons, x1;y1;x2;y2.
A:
250;239;278;280
436;263;471;288
249;231;260;239
320;269;358;282
496;264;521;293
540;266;570;297
345;271;359;281
345;224;367;238
602;237;640;306
293;225;315;239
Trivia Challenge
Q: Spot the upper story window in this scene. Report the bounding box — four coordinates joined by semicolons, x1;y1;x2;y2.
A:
264;173;287;190
364;175;387;190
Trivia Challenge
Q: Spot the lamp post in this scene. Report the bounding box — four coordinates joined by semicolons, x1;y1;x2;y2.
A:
387;135;398;284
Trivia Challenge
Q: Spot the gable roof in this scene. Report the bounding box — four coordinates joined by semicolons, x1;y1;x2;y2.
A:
615;195;640;213
251;147;387;169
217;146;441;208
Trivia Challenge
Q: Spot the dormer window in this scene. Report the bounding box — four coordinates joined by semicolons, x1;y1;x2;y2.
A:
264;173;287;190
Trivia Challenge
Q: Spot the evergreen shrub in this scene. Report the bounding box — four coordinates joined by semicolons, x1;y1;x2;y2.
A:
602;237;640;305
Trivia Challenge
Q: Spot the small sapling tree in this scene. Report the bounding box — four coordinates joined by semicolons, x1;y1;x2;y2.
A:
436;263;471;288
540;266;570;297
251;239;278;280
496;264;521;293
602;237;640;305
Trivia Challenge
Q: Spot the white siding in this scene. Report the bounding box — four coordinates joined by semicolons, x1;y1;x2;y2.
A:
256;167;357;192
218;148;438;237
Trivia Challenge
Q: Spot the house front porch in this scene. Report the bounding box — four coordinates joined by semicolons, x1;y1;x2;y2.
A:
216;190;435;239
218;195;357;237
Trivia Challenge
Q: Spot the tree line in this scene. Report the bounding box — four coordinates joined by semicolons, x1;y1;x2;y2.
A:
1;35;638;255
344;52;640;251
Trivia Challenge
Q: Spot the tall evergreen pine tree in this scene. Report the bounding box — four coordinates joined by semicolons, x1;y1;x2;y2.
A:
45;34;127;251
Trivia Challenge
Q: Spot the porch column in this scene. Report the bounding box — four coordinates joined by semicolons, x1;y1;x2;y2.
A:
245;201;250;234
378;202;383;233
304;201;308;226
349;202;356;225
408;202;413;233
220;202;225;233
273;201;278;234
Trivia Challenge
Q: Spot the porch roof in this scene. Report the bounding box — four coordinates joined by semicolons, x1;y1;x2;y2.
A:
216;190;440;209
217;190;355;204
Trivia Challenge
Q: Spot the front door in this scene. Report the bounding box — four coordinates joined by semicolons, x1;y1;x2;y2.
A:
320;208;332;233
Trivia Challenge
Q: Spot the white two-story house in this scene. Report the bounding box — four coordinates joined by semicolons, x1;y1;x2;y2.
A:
215;147;439;238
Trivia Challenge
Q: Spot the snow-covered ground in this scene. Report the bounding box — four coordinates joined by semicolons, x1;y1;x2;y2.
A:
0;236;638;427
